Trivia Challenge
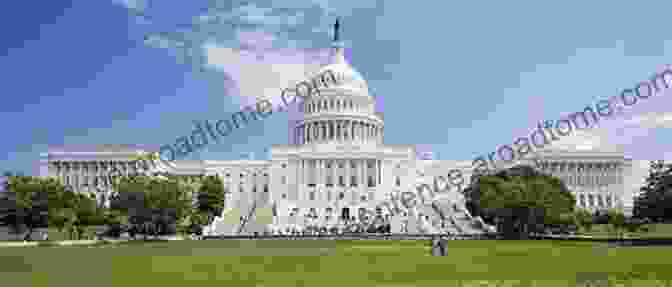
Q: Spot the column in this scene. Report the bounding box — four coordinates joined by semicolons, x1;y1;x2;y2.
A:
345;120;350;141
308;123;312;143
345;159;350;187
378;159;382;185
337;121;342;141
364;159;369;188
319;159;324;186
329;121;334;141
303;124;307;144
364;124;368;141
298;159;303;187
354;122;359;141
359;159;366;188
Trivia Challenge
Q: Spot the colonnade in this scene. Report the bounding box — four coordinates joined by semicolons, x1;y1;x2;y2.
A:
536;160;625;209
298;159;382;188
50;160;142;188
295;120;382;144
536;160;624;186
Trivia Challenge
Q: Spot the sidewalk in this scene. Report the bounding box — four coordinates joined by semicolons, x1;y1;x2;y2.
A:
0;239;130;248
0;236;188;248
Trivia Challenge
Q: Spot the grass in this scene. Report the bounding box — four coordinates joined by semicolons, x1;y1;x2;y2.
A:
1;239;671;286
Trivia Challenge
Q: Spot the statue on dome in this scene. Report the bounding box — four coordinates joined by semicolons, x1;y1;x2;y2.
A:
333;17;340;42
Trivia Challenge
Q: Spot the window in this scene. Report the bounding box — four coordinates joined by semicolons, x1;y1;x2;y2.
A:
264;184;268;193
253;186;257;193
395;176;401;187
282;194;287;199
339;192;344;200
350;161;356;168
240;173;245;178
360;195;367;201
239;186;244;193
309;192;315;200
226;173;230;177
281;163;287;168
338;162;344;168
368;176;374;187
326;176;333;186
350;176;357;187
281;176;286;184
367;161;373;168
339;176;345;186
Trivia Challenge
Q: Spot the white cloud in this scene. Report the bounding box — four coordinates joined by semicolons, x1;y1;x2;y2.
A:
204;40;329;110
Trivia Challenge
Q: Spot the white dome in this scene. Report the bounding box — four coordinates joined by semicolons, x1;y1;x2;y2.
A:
305;44;370;98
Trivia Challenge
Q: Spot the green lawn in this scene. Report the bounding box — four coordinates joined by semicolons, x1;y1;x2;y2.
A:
1;239;671;286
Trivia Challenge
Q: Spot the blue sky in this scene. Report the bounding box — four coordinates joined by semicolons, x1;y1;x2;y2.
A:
1;0;672;185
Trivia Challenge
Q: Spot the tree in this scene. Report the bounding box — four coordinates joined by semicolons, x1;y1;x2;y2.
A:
111;174;193;239
607;209;626;238
465;165;576;238
574;209;593;233
195;175;225;225
1;176;53;240
47;187;78;235
634;160;672;222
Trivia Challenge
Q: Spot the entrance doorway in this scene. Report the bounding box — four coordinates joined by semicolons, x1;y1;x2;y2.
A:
341;208;350;220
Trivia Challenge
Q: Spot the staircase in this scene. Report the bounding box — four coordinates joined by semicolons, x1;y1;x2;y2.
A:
205;208;234;235
430;200;494;235
237;201;257;235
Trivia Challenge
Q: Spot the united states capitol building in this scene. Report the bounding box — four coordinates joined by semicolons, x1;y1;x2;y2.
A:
37;26;636;234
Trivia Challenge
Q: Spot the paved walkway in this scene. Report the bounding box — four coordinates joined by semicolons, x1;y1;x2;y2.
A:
0;236;187;248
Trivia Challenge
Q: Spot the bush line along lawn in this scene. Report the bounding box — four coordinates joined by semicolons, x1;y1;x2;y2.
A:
0;240;670;287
